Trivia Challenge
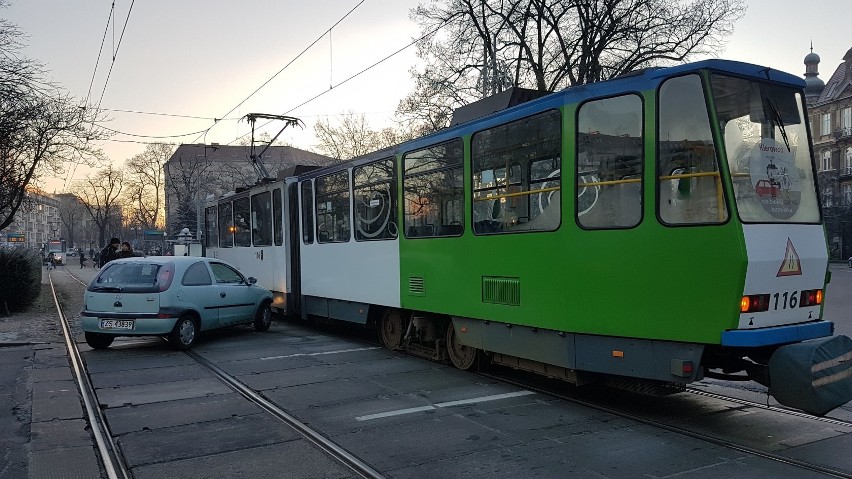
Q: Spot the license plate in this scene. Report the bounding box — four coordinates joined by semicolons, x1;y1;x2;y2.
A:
100;319;134;330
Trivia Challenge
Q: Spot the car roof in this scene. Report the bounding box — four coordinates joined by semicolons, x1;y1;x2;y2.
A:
109;256;214;265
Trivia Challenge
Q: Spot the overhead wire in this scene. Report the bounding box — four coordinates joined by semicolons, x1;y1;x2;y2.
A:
189;0;366;145
225;18;449;146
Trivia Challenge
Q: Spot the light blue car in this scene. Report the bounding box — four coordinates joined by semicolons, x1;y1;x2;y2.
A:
81;256;273;350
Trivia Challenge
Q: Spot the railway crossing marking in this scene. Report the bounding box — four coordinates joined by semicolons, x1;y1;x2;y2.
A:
355;390;536;421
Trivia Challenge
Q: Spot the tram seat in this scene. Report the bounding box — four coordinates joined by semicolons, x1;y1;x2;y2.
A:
437;224;463;236
407;224;436;237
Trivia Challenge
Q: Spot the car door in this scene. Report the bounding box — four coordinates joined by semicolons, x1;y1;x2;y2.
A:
209;262;257;325
179;261;219;330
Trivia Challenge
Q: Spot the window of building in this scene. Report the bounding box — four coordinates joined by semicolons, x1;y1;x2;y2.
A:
353;158;397;241
250;191;272;246
822;113;831;136
843;107;851;135
403;139;464;238
845;147;852;175
301;181;314;244
822;187;834;208
843;184;852;206
315;171;351;243
577;95;643;229
659;74;727;225
471;110;561;234
232;197;251;247
821;150;832;171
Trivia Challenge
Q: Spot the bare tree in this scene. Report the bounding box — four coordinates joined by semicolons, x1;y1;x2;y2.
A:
399;0;745;132
55;193;89;250
0;3;107;231
313;112;408;161
74;166;124;247
123;142;173;229
164;152;213;236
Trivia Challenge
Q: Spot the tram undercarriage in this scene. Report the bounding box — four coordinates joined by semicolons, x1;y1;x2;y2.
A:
374;308;852;416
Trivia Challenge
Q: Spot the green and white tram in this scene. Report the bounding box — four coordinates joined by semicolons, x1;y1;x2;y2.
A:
205;59;852;415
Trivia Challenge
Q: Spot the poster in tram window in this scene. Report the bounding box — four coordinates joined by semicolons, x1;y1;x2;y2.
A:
749;138;801;220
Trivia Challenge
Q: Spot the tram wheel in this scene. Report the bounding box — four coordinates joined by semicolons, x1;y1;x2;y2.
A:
379;309;405;350
446;322;478;370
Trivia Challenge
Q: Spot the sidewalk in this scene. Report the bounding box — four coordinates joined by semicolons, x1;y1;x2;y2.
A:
0;265;101;478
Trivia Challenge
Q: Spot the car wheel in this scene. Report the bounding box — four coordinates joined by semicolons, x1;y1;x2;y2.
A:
169;315;198;350
254;301;272;332
85;332;114;350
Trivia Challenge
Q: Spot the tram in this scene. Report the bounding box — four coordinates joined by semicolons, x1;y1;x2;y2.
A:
204;59;852;415
45;239;64;265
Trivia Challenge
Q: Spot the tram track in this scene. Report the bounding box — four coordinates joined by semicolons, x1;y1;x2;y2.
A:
58;266;852;477
477;369;852;479
59;266;385;479
47;268;130;479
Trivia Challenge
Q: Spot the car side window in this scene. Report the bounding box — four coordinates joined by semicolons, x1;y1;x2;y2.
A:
209;263;244;284
182;262;212;286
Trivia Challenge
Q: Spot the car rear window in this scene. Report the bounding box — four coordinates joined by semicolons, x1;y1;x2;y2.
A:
89;262;162;293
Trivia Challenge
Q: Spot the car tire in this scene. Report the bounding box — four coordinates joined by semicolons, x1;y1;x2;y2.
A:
169;315;198;350
85;332;114;350
254;301;272;332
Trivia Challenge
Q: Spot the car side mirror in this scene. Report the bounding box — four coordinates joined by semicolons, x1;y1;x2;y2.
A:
246;277;257;285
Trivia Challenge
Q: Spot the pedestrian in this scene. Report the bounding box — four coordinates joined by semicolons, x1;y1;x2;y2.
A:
46;252;55;270
119;241;134;258
99;238;121;268
79;250;86;268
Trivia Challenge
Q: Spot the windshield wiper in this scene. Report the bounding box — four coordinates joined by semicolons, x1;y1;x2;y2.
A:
766;98;791;153
90;286;121;292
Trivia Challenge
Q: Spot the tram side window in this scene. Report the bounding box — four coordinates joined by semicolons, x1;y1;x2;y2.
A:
403;139;464;238
472;110;561;234
251;191;272;247
205;206;218;247
233;197;251;247
658;74;728;225
577;95;643;229
218;202;233;248
316;171;351;243
301;181;314;244
354;158;398;241
273;188;283;246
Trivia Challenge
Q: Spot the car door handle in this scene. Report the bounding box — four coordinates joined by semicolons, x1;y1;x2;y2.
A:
220;292;226;298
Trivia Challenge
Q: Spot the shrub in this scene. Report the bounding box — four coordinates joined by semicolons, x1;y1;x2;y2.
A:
0;247;42;314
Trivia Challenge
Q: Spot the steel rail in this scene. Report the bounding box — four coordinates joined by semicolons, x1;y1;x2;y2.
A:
478;370;852;479
186;350;386;479
48;270;130;479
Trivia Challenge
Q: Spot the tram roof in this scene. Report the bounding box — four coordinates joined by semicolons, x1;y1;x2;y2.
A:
290;59;806;182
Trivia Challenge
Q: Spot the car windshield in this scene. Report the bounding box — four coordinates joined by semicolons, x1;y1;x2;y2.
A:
90;262;162;292
710;73;820;223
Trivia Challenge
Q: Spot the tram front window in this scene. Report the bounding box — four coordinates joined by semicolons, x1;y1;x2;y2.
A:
711;74;820;223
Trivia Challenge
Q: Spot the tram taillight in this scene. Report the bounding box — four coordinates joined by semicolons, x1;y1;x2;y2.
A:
740;294;770;313
799;289;824;307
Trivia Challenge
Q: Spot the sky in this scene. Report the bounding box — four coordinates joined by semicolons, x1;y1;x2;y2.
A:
4;0;851;194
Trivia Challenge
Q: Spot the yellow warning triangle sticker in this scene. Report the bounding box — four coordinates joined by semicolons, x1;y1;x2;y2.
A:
777;238;802;277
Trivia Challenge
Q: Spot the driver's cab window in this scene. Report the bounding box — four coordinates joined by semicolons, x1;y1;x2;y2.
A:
209;263;244;284
657;74;728;225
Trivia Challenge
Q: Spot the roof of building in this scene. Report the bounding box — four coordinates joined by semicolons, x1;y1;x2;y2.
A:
815;46;852;105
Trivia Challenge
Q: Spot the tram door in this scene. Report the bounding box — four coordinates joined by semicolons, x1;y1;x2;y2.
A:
287;182;302;316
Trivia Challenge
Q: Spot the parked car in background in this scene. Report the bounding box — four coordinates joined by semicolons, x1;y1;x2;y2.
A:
80;256;273;350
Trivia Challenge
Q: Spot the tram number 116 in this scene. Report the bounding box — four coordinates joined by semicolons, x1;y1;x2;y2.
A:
771;291;799;310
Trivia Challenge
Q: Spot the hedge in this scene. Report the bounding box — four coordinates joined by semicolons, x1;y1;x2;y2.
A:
0;247;42;314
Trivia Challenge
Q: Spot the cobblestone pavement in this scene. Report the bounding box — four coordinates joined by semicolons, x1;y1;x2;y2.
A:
0;266;99;479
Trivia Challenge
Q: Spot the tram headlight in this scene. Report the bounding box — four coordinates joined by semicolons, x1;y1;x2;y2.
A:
740;294;770;313
799;289;823;307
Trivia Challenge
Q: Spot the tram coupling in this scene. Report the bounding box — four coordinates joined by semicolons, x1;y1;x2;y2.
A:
766;334;852;416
